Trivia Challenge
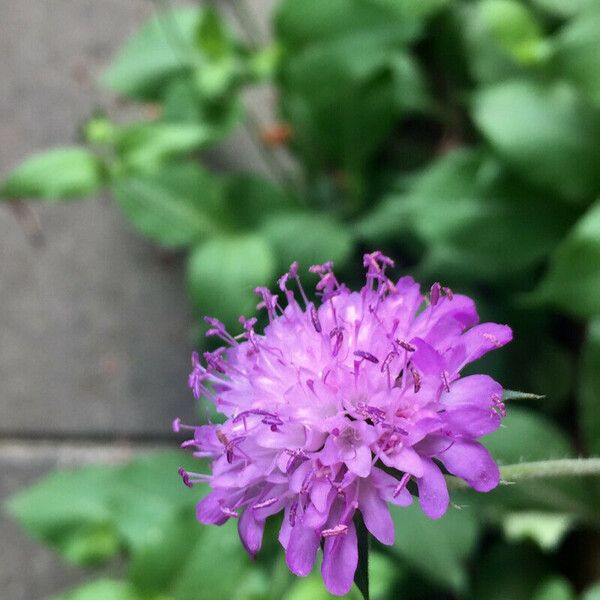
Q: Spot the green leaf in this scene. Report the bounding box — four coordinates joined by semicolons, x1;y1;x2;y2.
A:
50;580;144;600
472;79;600;203
357;149;577;279
261;211;353;273
533;200;600;319
221;174;296;231
6;452;198;567
112;163;223;248
389;502;479;593
115;122;220;172
1;147;104;201
186;234;276;327
171;520;250;600
554;6;600;108
101;7;201;100
354;513;370;600
583;582;600;600
196;7;231;60
579;319;600;454
532;0;598;18
277;0;427;174
473;543;550;600
503;512;575;551
533;579;576;600
275;0;421;53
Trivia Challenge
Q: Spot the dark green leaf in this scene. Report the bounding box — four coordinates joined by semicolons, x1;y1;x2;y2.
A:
101;7;201;100
275;0;421;53
261;211;353;272
357;149;577;280
186;234;276;327
582;582;600;600
221;174;296;230
533;200;600;318
389;502;479;593
112;163;223;248
554;6;600;108
578;319;600;455
472;80;600;202
1;147;104;201
473;543;550;600
50;580;144;600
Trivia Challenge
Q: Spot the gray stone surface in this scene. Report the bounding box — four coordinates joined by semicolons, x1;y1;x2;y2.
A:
0;0;279;597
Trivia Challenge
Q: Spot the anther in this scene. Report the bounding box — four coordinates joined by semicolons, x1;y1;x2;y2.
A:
354;350;379;363
321;524;348;537
253;497;278;510
430;282;441;306
393;473;411;497
398;339;416;352
310;304;322;333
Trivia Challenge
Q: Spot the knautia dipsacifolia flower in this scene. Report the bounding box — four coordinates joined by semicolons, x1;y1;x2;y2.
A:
175;252;512;595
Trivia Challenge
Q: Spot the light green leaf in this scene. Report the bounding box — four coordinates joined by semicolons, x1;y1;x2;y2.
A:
503;512;575;551
1;147;104;201
579;319;600;454
50;580;144;600
196;7;231;60
101;7;201;100
533;200;600;318
186;234;276;327
583;582;600;600
115;122;219;172
554;7;600;108
390;502;479;593
532;0;598;18
533;578;576;600
472;79;600;203
6;452;197;567
261;211;353;272
112;163;223;248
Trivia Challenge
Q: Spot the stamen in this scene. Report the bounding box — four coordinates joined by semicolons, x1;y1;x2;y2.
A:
409;364;422;393
393;473;411;497
310;304;322;333
443;286;454;300
252;497;278;510
321;524;348;537
441;370;450;393
381;350;397;373
330;327;344;357
430;282;441;306
354;350;379;363
398;339;416;352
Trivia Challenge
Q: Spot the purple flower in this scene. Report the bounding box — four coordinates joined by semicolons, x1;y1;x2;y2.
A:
176;252;512;596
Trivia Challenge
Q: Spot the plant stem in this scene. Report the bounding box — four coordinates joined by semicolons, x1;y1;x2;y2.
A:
354;512;370;600
447;458;600;490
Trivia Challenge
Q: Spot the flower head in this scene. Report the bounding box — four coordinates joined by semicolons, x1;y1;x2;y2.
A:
176;252;512;595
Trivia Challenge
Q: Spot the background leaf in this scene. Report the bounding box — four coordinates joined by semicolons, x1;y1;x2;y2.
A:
1;147;104;201
112;163;223;248
579;319;600;455
186;234;276;327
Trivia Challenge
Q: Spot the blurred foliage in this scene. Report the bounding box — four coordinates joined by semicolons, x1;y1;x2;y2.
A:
3;0;600;598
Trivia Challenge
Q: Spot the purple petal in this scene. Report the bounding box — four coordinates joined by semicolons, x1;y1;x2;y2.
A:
345;445;373;478
436;440;500;492
286;524;320;577
311;479;333;513
238;508;265;557
448;323;513;372
445;405;501;437
371;466;412;507
442;374;503;409
196;492;229;525
388;446;424;478
359;480;394;545
322;520;358;596
416;458;449;519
